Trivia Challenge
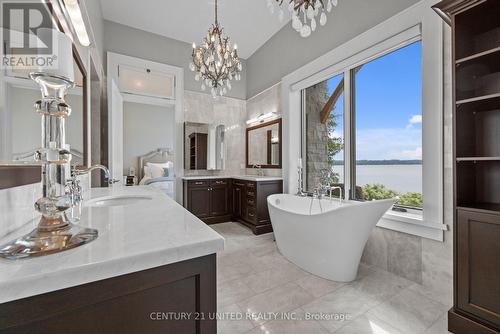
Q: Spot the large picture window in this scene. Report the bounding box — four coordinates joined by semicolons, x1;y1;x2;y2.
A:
353;41;423;209
303;41;423;211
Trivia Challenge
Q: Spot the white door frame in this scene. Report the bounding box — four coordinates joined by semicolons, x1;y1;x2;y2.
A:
107;52;184;203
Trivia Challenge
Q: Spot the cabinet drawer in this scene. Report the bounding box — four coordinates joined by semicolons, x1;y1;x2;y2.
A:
247;198;256;207
210;179;228;186
246;189;256;198
188;180;209;187
246;207;257;223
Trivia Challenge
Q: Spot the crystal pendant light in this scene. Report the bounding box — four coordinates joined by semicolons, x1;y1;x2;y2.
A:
267;0;338;37
190;0;242;98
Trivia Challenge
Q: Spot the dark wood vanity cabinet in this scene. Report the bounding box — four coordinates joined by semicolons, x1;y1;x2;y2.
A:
456;210;500;330
183;179;231;224
232;181;246;220
184;180;211;218
210;179;231;217
433;1;500;333
0;255;217;334
238;180;283;235
184;178;282;234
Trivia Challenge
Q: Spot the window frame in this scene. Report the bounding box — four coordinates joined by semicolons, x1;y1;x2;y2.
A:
349;41;424;211
283;0;446;241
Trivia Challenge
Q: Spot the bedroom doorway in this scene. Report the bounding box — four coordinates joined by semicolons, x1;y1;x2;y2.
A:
107;52;184;203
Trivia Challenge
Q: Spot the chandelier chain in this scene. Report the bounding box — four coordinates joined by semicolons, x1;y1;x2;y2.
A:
215;0;218;24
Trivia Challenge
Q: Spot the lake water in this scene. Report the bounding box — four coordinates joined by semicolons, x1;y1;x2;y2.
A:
333;164;422;194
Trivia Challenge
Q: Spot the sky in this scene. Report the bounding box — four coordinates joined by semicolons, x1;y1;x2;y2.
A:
326;41;423;161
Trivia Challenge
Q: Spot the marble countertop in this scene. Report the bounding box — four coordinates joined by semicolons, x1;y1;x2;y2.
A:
232;175;283;182
0;186;224;303
182;175;231;180
182;175;283;182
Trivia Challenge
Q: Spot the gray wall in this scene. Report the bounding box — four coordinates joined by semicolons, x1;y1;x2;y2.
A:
103;20;247;100
246;0;420;98
123;102;175;175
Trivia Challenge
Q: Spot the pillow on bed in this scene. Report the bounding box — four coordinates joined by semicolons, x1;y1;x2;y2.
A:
146;162;174;178
143;166;152;178
162;167;175;177
148;164;165;178
147;161;173;169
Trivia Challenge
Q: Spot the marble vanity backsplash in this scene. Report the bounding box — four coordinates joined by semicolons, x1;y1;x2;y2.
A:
245;168;282;177
183;90;247;177
0;175;90;240
183;85;284;179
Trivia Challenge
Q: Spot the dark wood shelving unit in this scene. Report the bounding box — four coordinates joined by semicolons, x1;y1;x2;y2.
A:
456;46;500;65
456;92;500;105
457;203;500;215
188;133;207;170
433;1;500;333
456;157;500;162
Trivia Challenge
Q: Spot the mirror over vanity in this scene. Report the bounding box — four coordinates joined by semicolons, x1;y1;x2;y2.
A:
246;118;282;168
184;122;225;170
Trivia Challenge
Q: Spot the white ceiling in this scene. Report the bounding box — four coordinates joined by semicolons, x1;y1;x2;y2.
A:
100;0;292;59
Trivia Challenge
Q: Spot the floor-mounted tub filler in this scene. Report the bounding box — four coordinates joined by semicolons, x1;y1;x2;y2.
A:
268;194;396;282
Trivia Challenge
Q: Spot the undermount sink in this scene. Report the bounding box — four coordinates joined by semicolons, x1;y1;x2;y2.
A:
85;195;153;207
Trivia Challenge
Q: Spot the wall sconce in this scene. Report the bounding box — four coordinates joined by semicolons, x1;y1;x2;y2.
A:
246;112;277;125
62;0;91;46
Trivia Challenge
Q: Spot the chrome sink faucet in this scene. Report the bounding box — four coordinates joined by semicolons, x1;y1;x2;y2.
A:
65;165;119;222
72;164;119;184
67;164;119;207
252;164;265;176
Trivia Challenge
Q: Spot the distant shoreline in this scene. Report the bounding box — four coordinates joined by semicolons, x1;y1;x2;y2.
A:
333;160;422;166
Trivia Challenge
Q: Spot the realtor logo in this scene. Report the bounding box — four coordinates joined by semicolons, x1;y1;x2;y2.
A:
1;1;58;70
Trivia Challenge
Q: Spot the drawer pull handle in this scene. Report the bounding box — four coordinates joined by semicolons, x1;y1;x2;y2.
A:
195;182;204;185
234;183;245;186
248;192;254;196
216;181;224;184
248;213;255;217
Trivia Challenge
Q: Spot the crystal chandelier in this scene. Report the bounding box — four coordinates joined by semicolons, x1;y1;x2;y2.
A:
267;0;338;38
190;0;242;98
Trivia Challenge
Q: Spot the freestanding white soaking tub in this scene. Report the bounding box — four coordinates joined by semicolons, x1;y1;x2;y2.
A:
267;194;396;282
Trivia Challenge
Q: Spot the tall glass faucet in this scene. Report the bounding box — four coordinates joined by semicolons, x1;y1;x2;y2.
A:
0;30;110;259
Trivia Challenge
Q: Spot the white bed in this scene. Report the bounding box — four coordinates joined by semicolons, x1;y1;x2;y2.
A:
138;148;175;199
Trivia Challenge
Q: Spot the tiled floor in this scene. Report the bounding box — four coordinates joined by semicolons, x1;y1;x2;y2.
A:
212;222;451;334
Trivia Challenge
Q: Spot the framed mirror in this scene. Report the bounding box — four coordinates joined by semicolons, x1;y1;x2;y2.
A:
184;122;225;170
246;118;282;169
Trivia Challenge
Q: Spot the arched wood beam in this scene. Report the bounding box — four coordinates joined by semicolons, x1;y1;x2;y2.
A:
319;66;362;124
